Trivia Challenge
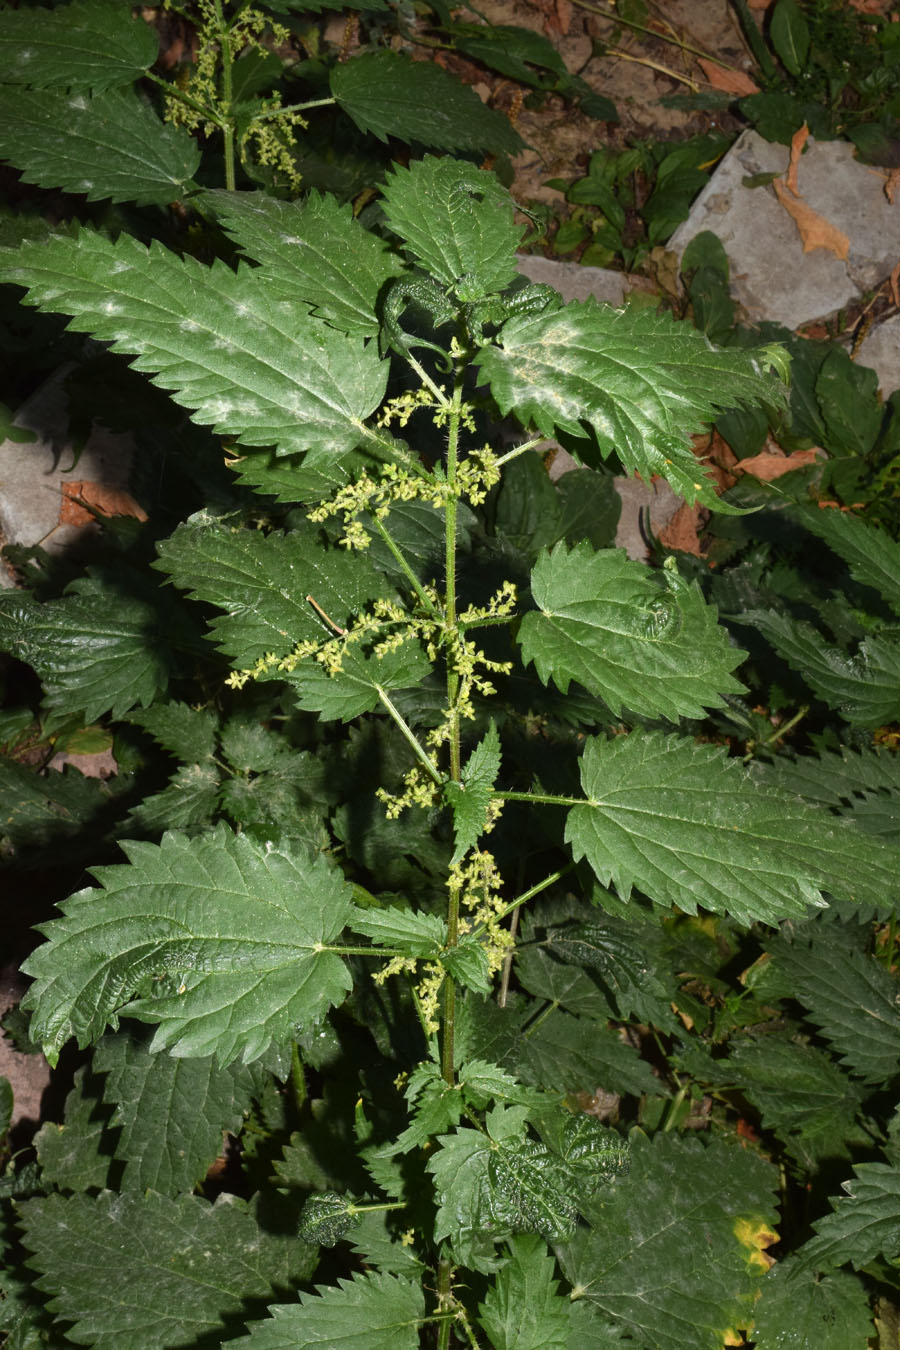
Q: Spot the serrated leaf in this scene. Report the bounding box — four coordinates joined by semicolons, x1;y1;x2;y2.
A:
451;22;567;84
518;544;744;719
349;905;446;956
557;1133;778;1350
156;515;389;666
800;508;900;617
520;1007;659;1098
0;755;112;854
287;637;431;722
743;609;900;727
800;1162;900;1271
443;935;494;995
21;824;355;1067
0;0;158;91
297;1191;362;1246
127;761;221;833
202;188;404;337
543;918;679;1031
478;1234;575;1350
234;1271;424;1348
34;1066;111;1192
0;231;387;458
125;702;218;764
445;722;502;863
427;1127;502;1263
726;1038;866;1167
381;157;522;298
763;927;900;1084
476;299;788;509
488;1138;577;1240
17;1190;315;1350
93;1028;265;1194
0;590;171;723
566;729;900;925
553;1114;630;1183
331;51;523;155
0;86;199;206
752;1256;873;1349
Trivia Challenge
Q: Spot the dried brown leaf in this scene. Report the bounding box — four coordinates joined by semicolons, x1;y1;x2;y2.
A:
697;60;759;96
772;179;850;259
736;448;822;480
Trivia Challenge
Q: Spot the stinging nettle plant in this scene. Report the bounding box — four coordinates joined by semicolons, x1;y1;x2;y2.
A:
1;45;900;1348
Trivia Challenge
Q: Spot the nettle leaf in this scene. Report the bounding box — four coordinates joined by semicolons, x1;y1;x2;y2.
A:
21;824;355;1067
381;157;522;299
0;86;200;206
726;1038;866;1168
18;1190;315;1350
557;1133;778;1350
566;729;900;925
156;515;390;667
800;1162;900;1271
0;589;171;722
234;1271;425;1348
126;701;218;764
93;1028;266;1195
544;918;679;1031
763;928;900;1084
127;761;221;834
488;1138;578;1241
0;755;113;855
800;507;900;617
444;722;502;863
297;1191;362;1246
202;188;404;337
331;51;523;155
478;1234;576;1349
518;544;744;719
0;0;158;91
751;1258;873;1350
476;299;788;508
0;231;387;458
743;610;900;727
429;1122;577;1263
287;637;431;722
34;1065;112;1193
388;1061;466;1155
349;905;446;957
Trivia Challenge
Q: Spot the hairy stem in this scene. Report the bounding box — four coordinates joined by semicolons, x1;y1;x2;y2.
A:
371;515;442;619
376;687;443;784
214;0;236;191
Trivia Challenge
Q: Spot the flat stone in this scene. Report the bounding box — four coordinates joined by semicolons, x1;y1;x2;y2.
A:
669;130;900;331
856;313;900;399
0;367;134;586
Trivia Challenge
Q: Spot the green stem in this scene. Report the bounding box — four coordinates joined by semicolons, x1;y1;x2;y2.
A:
376;687;443;785
574;0;747;73
290;1041;307;1115
214;0;236;191
404;349;451;407
437;1260;453;1350
484;862;576;930
319;944;405;957
248;96;336;123
145;71;226;129
493;437;552;468
371;515;442;619
347;1200;407;1215
495;790;587;808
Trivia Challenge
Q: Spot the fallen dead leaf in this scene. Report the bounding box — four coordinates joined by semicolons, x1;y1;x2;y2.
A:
696;59;759;96
891;259;900;308
48;748;118;779
885;167;900;205
785;122;810;197
736;447;822;480
657;502;705;556
772;179;850;259
59;480;149;526
747;0;773;8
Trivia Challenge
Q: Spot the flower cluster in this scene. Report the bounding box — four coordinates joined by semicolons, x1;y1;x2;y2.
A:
307;451;501;550
451;848;513;977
